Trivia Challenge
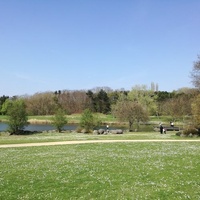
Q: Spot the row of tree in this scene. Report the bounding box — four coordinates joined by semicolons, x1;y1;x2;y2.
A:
2;86;200;134
1;54;200;134
1;87;198;117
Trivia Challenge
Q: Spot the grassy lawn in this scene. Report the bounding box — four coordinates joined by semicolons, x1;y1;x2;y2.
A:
0;114;179;124
0;114;119;124
0;142;200;199
0;131;197;145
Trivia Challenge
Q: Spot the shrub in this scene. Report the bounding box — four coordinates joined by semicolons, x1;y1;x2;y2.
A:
80;109;101;133
182;127;200;137
51;109;67;132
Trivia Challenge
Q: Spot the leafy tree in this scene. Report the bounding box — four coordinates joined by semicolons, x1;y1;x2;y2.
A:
51;108;67;132
128;85;157;115
6;99;28;135
0;95;9;114
112;96;149;131
191;55;200;89
108;91;119;105
1;98;12;115
80;109;100;133
155;91;174;102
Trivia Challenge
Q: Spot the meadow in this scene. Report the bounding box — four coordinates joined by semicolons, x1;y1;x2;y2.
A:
0;131;198;145
0;114;199;199
0;114;174;125
0;141;200;199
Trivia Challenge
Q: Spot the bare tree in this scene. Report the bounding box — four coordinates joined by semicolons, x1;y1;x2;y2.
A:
191;94;200;126
24;92;56;115
191;55;200;90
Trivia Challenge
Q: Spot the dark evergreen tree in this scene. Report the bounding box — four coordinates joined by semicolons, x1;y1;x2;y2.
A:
96;89;110;114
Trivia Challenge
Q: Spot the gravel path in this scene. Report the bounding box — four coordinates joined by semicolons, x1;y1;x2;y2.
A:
0;139;200;148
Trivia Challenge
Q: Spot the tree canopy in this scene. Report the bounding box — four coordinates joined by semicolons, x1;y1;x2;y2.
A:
6;99;28;134
51;108;67;132
112;95;149;131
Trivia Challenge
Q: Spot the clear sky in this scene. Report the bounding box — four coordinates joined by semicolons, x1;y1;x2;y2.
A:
0;0;200;96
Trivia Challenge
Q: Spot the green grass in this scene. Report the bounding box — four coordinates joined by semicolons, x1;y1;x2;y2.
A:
0;131;197;145
0;114;183;124
0;142;200;199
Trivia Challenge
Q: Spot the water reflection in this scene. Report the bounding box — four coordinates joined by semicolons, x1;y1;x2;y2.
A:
0;122;77;132
0;122;153;132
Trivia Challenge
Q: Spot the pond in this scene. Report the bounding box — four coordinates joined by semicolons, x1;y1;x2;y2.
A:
0;122;154;132
0;122;77;132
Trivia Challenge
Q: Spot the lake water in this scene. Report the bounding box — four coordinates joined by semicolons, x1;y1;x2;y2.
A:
0;122;77;132
0;122;124;132
0;122;154;132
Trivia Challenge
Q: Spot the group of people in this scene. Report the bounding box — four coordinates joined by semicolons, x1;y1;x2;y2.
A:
159;121;174;134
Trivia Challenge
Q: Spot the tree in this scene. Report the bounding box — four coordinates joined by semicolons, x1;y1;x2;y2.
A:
128;85;157;115
96;89;110;114
112;96;149;131
1;98;12;115
191;94;200;126
80;109;100;133
162;91;197;123
51;108;67;132
86;89;111;114
191;55;200;89
24;92;56;115
0;95;9;115
6;99;28;135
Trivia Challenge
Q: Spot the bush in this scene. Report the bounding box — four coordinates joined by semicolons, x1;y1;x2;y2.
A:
182;127;200;137
80;109;101;133
51;109;67;132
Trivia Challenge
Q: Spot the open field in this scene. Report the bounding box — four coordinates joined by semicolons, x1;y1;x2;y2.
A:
0;141;200;199
1;131;199;145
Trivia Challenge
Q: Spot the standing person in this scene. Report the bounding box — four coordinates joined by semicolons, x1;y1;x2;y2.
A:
159;123;163;134
106;125;109;133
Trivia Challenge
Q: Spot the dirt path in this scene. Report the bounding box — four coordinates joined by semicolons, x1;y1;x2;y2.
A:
0;139;200;148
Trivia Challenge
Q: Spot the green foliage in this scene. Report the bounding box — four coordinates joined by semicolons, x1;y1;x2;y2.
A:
51;109;67;132
128;85;158;115
80;109;100;133
0;95;9;114
6;99;28;134
1;98;12;115
155;91;174;102
86;89;111;114
112;96;149;131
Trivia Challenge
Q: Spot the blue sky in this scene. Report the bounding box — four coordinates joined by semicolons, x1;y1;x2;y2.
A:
0;0;200;96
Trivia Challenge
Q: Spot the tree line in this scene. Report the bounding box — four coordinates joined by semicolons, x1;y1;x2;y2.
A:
0;87;198;117
1;54;200;134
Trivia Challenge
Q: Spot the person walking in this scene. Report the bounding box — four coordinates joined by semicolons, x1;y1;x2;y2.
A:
160;123;163;134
